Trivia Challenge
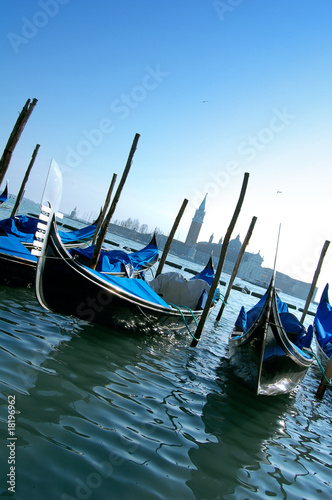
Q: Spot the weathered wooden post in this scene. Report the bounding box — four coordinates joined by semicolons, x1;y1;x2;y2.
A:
300;240;330;323
92;173;117;245
0;98;38;186
90;133;140;270
155;198;188;277
216;215;257;320
191;172;250;347
10;144;40;217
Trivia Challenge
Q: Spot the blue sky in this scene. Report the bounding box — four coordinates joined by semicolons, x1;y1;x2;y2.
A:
1;0;331;297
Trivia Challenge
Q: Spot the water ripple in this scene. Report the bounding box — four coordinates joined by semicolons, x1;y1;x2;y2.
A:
0;284;331;499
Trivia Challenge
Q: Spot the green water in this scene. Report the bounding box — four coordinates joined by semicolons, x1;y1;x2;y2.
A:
0;283;331;500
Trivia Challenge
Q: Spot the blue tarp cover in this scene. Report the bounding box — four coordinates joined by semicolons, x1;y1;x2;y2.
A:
70;241;158;277
0;217;35;243
70;246;134;277
0;235;37;262
0;215;97;244
234;288;312;348
83;264;171;308
314;284;332;349
58;224;97;244
279;312;312;348
190;261;215;305
191;265;214;286
235;290;289;333
128;243;158;270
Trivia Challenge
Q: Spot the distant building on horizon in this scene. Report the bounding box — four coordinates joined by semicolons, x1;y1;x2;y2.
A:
185;194;207;246
180;197;316;300
69;206;77;219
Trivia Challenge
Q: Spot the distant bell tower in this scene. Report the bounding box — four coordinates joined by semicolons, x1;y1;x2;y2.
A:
185;194;207;245
70;206;77;219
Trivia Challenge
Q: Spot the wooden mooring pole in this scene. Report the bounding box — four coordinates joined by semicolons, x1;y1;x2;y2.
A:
90;133;140;270
300;240;330;324
92;173;117;245
191;172;250;347
155;198;188;277
0;98;38;186
216;215;257;320
10;144;40;217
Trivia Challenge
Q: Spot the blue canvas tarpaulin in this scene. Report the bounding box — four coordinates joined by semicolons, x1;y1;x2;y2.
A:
0;215;98;245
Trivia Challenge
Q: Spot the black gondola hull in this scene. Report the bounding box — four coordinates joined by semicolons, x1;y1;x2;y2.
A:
229;284;313;395
36;220;209;334
0;252;36;287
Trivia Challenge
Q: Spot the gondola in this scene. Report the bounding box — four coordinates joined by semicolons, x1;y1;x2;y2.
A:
308;284;332;369
228;279;313;396
34;208;217;334
0;230;158;288
0;181;8;205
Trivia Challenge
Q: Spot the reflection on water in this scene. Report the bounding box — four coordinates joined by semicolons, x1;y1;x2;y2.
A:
187;359;332;499
187;361;293;498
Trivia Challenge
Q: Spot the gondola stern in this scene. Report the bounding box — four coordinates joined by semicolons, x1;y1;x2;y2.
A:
205;252;214;272
150;232;158;248
30;159;64;311
34;213;65;312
